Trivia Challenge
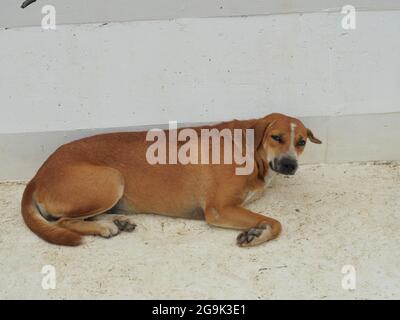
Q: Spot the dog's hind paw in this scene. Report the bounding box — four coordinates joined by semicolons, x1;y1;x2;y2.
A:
112;215;137;232
236;224;273;247
98;221;120;238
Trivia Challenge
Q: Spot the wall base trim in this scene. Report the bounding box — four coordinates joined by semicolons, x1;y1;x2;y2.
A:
1;112;399;181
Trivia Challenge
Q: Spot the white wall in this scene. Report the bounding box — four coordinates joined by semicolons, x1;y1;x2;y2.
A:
1;7;400;180
2;0;400;28
1;10;400;134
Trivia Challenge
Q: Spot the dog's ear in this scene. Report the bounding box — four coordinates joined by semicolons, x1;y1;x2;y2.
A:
307;129;322;144
253;120;271;149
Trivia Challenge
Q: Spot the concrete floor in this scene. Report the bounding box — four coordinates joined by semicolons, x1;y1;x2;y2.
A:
0;162;399;299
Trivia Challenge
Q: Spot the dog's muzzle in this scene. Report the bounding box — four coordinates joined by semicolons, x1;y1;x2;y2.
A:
269;157;298;175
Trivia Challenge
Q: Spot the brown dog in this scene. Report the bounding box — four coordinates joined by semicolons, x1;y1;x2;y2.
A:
21;113;321;247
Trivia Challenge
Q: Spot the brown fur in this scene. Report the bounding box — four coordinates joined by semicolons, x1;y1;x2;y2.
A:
21;113;321;246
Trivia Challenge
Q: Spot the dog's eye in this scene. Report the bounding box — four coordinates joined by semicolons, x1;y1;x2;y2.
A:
271;135;283;143
297;140;306;147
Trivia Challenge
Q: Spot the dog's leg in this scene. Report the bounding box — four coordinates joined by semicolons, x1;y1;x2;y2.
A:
56;214;136;238
35;164;130;241
56;218;120;238
108;197;136;216
205;206;281;247
90;214;137;232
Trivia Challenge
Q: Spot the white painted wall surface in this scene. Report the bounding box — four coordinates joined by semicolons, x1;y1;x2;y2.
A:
1;10;400;134
2;0;400;28
1;7;400;180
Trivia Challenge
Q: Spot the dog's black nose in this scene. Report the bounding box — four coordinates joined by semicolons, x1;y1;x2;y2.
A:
279;158;298;175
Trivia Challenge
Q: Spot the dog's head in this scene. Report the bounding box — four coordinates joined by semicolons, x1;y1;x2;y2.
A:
254;113;322;175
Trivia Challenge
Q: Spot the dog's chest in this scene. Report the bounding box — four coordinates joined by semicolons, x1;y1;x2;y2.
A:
242;171;276;205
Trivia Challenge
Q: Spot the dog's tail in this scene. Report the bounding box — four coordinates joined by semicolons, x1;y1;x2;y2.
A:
21;181;82;246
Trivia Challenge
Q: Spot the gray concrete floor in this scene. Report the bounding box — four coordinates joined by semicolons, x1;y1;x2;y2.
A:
0;162;399;299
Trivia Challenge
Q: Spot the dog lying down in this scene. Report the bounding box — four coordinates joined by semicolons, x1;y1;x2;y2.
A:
21;113;321;247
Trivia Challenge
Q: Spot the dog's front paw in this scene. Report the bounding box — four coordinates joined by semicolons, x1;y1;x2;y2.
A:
236;224;273;247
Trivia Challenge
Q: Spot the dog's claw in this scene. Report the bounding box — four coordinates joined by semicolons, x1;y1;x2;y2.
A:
236;230;256;245
113;217;136;232
123;222;136;232
237;233;246;243
114;220;126;229
236;224;271;247
247;228;263;237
